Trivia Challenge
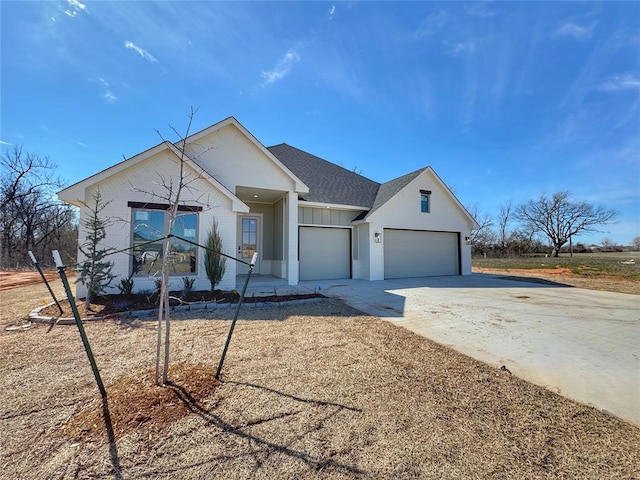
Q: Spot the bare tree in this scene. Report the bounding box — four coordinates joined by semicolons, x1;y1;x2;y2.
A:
632;236;640;251
468;203;495;254
516;192;617;257
497;200;513;249
0;145;77;267
600;237;615;248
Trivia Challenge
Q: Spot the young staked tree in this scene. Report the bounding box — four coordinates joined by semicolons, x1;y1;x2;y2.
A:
77;188;115;309
141;107;212;385
204;218;226;291
516;191;617;257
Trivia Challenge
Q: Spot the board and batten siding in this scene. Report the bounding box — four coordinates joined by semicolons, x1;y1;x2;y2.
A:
298;207;363;226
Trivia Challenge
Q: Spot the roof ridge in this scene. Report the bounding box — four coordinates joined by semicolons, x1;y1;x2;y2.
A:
268;143;380;208
269;143;380;186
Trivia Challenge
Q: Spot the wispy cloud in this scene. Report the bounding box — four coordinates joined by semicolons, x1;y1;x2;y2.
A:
465;3;498;18
599;74;640;92
124;41;158;63
0;140;12;146
64;0;86;18
97;77;116;102
445;41;476;57
554;21;596;42
328;5;335;20
414;11;447;39
261;49;300;84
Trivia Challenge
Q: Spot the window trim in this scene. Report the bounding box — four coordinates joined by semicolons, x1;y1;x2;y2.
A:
128;201;202;212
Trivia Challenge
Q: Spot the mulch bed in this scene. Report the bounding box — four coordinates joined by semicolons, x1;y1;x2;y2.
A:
64;363;220;441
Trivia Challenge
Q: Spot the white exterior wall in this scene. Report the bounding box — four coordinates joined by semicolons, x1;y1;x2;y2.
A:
186;125;297;194
364;170;474;280
75;152;238;298
286;191;299;285
354;223;371;280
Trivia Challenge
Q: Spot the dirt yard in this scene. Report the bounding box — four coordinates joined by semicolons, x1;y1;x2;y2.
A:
1;280;639;479
0;270;66;292
472;266;639;295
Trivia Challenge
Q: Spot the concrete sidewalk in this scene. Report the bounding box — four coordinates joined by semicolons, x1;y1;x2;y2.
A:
243;274;640;425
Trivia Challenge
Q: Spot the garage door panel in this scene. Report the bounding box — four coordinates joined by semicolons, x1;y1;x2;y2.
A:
300;227;350;281
384;229;458;279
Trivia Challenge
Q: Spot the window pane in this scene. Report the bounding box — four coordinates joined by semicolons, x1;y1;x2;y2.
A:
242;218;257;258
421;194;429;213
131;209;199;275
133;241;164;276
170;213;197;273
133;210;165;242
169;236;197;273
172;213;198;239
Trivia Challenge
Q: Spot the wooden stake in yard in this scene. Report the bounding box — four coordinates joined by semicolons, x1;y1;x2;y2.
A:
215;252;258;381
52;250;107;400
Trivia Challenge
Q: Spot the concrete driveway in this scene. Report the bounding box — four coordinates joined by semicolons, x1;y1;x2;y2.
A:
295;274;640;425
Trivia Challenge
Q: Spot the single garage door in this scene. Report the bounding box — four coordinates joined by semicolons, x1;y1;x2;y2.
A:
299;227;351;281
384;229;459;279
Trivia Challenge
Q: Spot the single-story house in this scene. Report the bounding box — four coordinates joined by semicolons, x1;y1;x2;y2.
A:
58;116;479;296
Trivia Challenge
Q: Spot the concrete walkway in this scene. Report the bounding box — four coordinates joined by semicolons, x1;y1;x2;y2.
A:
242;274;640;425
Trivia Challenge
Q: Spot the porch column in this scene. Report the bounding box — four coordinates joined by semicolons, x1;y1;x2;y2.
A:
286;190;299;285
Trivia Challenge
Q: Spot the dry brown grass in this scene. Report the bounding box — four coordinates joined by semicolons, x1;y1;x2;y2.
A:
1;281;639;479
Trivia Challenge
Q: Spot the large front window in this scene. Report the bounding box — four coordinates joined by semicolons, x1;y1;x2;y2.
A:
131;208;198;276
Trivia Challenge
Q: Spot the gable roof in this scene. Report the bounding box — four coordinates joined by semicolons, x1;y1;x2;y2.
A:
58;140;250;212
268;143;379;208
268;143;477;227
368;168;424;216
58;116;309;208
364;166;479;228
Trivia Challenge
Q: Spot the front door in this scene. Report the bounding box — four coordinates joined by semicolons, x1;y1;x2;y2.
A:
237;216;261;275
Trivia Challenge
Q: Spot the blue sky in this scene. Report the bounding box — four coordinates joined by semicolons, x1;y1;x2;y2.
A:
2;1;639;245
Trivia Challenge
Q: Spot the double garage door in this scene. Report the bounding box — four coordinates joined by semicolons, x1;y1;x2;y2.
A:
299;227;351;281
384;229;459;279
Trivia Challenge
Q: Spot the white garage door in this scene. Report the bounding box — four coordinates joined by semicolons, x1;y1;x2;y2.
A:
299;227;351;281
384;229;459;279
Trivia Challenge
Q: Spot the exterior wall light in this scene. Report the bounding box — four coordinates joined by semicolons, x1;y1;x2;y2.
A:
374;232;382;243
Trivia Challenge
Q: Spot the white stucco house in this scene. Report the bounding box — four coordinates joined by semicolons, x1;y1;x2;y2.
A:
58;116;478;297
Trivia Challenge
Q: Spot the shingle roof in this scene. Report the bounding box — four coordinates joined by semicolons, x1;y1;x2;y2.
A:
268;144;380;207
268;144;431;222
